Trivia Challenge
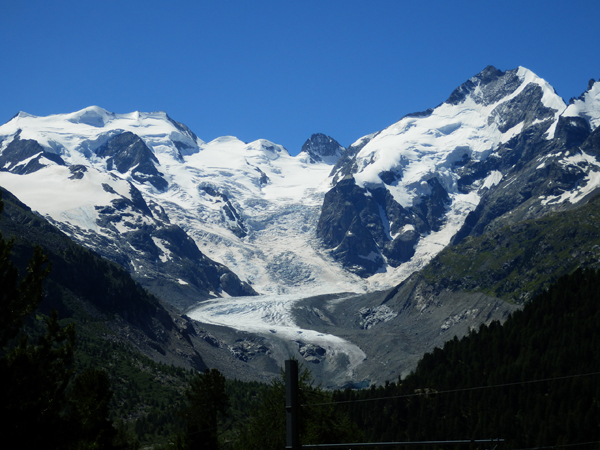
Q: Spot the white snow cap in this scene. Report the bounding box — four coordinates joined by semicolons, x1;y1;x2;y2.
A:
563;79;600;131
342;66;566;208
0;106;202;162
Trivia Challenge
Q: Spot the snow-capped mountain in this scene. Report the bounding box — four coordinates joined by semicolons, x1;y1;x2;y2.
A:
563;77;600;129
318;66;574;279
1;66;599;300
0;107;365;309
297;133;346;165
2;66;600;386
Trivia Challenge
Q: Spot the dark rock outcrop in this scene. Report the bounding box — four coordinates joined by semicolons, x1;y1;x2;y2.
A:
96;131;168;190
0;132;65;174
299;133;345;164
317;175;450;276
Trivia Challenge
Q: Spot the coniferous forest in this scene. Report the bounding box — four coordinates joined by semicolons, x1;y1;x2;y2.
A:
332;268;600;449
1;185;600;449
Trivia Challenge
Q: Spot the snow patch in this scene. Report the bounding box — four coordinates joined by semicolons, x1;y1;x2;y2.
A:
152;237;173;263
541;151;600;205
563;80;600;130
481;170;503;190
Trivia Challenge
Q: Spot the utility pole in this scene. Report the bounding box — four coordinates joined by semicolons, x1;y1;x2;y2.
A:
286;359;300;450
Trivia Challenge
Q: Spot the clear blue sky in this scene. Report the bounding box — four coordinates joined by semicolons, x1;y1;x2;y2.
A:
1;1;598;155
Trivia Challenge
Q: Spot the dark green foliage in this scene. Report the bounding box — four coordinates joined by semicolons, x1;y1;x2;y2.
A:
0;233;52;345
73;333;191;447
0;190;76;447
69;369;117;448
0;188;193;447
0;310;76;448
174;368;230;450
334;268;600;448
422;194;600;302
233;364;363;450
224;379;270;439
0;187;163;326
0;191;128;449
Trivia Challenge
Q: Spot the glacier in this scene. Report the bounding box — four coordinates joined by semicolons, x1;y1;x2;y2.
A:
2;66;599;385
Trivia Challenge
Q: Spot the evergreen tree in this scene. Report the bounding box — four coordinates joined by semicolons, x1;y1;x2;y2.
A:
69;368;117;449
334;268;600;448
0;191;122;449
175;368;230;450
0;191;75;447
233;363;362;450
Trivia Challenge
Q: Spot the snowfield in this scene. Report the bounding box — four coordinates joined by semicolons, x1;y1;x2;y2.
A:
347;66;565;209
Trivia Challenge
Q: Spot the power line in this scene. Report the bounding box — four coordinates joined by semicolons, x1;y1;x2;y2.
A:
512;440;600;450
299;439;505;449
303;371;600;408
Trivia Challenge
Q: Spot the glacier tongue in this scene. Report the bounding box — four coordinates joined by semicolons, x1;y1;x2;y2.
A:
187;292;367;375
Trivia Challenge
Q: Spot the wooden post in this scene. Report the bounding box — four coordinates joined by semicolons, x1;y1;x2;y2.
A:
286;359;300;450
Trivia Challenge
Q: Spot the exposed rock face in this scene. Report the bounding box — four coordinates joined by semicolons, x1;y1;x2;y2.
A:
0;132;65;174
317;175;450;276
296;341;326;364
230;338;269;362
358;305;398;329
96;131;168;190
38;166;257;310
200;186;247;238
445;65;524;106
317;176;383;276
487;82;556;132
299;133;345;165
451;111;600;245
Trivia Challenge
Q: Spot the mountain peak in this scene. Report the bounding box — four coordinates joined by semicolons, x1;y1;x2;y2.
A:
244;139;289;159
445;66;522;106
298;133;345;165
563;78;600;130
65;106;114;127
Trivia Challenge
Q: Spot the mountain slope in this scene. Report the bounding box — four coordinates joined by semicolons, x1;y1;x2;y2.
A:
0;185;287;384
185;68;600;386
334;268;600;448
0;186;205;369
451;78;600;245
423;182;600;302
318;66;568;279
